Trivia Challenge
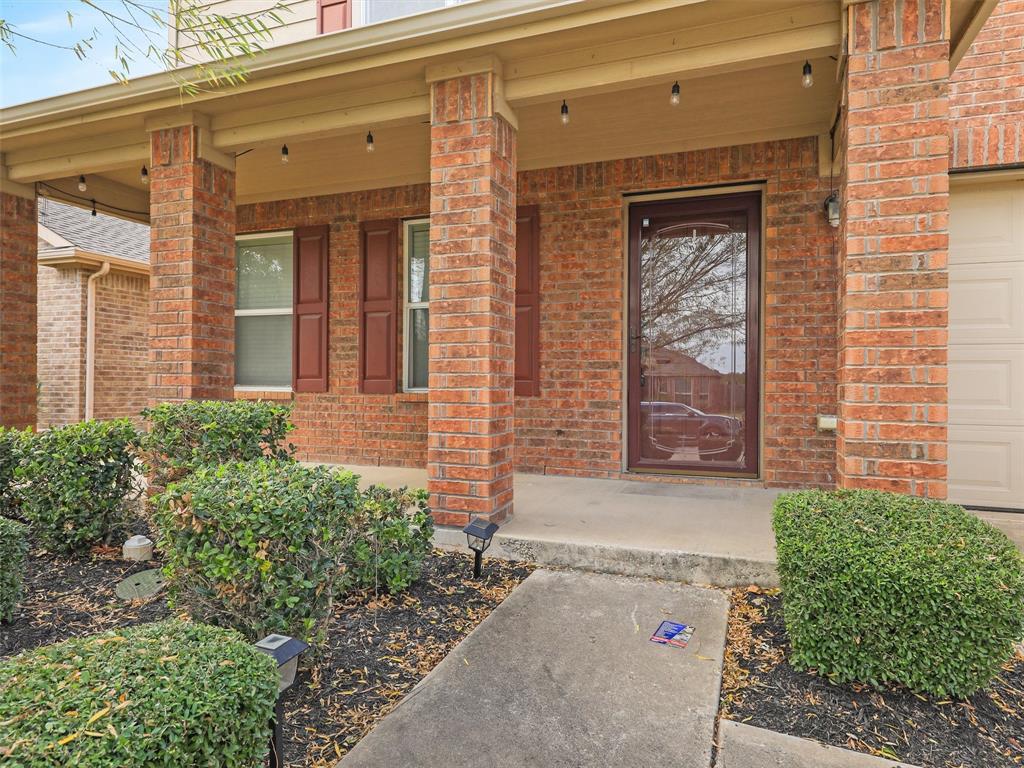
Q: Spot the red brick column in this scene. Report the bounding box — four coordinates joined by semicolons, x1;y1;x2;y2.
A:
427;72;517;525
148;124;236;403
0;187;38;428
838;0;950;497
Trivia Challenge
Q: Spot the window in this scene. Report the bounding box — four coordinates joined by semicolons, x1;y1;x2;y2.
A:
235;232;294;388
404;219;430;391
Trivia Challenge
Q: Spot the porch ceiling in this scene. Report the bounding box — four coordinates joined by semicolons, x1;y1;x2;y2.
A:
0;0;992;219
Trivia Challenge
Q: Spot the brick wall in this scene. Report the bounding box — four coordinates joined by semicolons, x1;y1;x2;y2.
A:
238;186;431;466
94;272;150;421
37;266;87;428
950;0;1024;168
0;191;38;429
239;137;838;488
837;0;950;498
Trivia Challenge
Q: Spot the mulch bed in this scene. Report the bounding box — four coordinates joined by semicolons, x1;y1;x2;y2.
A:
719;587;1024;768
0;531;532;767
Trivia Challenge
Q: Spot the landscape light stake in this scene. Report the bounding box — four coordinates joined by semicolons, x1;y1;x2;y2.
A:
255;634;309;768
463;518;499;579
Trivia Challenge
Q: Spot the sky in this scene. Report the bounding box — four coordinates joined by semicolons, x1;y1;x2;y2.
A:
0;0;161;108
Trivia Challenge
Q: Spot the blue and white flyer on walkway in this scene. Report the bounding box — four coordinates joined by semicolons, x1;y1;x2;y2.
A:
650;621;694;649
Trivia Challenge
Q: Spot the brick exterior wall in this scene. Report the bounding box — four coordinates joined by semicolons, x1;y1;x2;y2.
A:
0;191;37;429
950;0;1024;169
837;0;950;498
94;272;150;421
427;72;518;524
149;125;236;402
238;136;837;490
37;266;87;428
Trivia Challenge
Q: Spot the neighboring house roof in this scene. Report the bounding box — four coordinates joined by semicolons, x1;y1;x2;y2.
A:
37;198;149;265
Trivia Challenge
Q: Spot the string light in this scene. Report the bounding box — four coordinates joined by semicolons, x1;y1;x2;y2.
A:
670;81;680;106
90;199;97;217
280;144;289;164
366;131;375;153
802;61;813;88
140;165;149;185
560;100;569;125
78;175;87;192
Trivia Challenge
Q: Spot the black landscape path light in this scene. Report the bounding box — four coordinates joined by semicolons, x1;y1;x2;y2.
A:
463;518;499;578
255;634;309;768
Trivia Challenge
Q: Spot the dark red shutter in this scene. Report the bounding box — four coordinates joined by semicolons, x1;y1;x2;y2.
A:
317;0;351;33
359;220;398;394
293;226;329;393
515;205;541;397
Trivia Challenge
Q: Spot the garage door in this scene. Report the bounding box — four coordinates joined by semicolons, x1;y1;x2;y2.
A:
948;177;1024;510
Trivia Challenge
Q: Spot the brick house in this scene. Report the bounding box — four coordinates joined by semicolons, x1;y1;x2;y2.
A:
0;0;1022;525
36;199;150;428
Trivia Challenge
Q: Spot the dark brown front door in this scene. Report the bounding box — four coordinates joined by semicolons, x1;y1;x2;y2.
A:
627;192;761;476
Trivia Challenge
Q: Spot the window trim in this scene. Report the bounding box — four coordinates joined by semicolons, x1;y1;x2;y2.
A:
402;218;430;392
234;229;295;390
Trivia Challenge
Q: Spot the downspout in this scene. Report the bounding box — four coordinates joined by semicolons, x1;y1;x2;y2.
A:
85;261;111;421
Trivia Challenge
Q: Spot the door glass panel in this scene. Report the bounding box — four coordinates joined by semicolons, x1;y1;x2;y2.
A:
634;206;751;472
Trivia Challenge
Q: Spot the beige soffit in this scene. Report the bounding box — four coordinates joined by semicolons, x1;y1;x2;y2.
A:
37;248;150;276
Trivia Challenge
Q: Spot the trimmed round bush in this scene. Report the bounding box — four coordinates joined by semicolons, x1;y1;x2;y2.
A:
17;419;139;555
0;619;277;767
152;458;359;643
773;489;1024;698
137;400;294;492
344;486;434;594
0;517;29;623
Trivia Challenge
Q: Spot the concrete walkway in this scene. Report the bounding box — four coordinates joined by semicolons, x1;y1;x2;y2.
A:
339;569;728;767
345;465;1024;587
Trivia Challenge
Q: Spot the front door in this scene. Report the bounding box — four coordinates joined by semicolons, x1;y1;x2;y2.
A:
627;192;761;475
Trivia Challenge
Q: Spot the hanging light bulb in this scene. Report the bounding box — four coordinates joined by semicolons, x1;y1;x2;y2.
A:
140;165;149;185
560;100;569;125
91;199;97;217
670;81;680;106
280;144;289;164
802;61;814;89
366;131;375;153
78;175;88;193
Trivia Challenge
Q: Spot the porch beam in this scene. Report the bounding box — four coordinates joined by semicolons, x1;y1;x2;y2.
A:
7;143;149;183
504;22;840;106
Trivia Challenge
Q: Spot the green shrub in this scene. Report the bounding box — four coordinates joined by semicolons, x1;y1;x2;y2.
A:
17;419;139;555
152;458;358;643
0;427;28;517
0;619;277;767
137;400;295;492
344;486;434;594
0;517;29;623
773;489;1024;697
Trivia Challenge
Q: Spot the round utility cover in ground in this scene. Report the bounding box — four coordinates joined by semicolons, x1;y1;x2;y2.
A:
115;569;166;600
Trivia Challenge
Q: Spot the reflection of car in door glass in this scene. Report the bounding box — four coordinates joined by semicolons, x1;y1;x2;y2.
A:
640;401;743;462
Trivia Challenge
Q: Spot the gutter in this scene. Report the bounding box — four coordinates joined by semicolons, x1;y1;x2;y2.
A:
85;261;111;421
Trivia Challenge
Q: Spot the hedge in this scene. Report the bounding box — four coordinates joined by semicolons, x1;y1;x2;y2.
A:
0;427;28;517
137;400;294;493
773;489;1024;697
344;486;434;594
0;620;277;767
0;517;28;623
152;459;359;643
17;420;138;555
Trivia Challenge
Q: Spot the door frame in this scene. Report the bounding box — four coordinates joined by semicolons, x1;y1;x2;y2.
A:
624;189;763;477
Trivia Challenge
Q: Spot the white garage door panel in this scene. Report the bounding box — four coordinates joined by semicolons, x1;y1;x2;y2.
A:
948;426;1024;508
949;184;1024;264
948;347;1024;426
949;262;1024;343
949;178;1024;510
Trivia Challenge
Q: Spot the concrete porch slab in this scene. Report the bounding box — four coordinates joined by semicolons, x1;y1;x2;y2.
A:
716;720;920;768
339;569;728;768
346;465;781;586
